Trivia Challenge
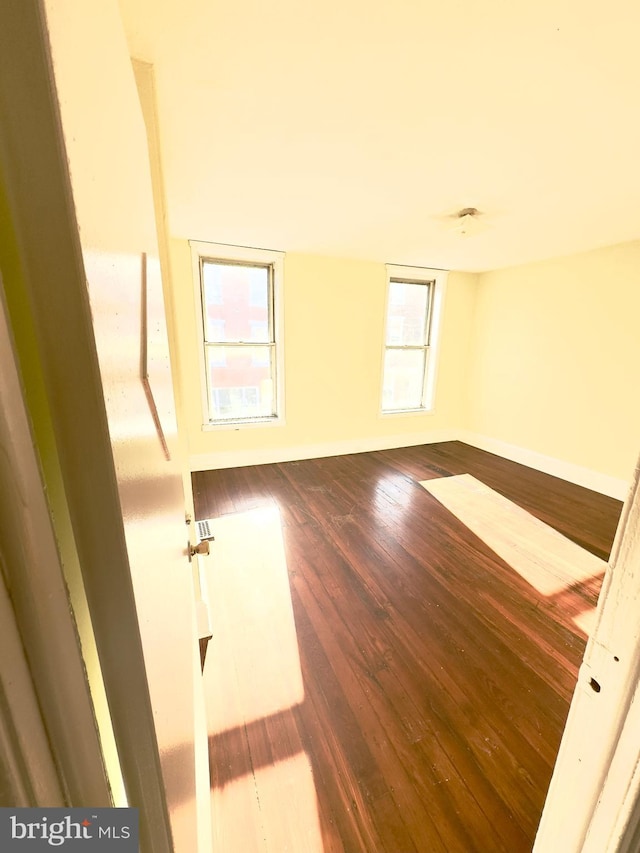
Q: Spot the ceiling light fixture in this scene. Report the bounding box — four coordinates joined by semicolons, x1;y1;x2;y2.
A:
451;207;482;236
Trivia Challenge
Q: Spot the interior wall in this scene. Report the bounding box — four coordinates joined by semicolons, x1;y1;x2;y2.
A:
467;239;640;484
168;239;478;467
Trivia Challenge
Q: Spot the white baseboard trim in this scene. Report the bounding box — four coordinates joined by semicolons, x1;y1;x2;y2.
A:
189;429;458;472
189;428;630;501
458;431;629;501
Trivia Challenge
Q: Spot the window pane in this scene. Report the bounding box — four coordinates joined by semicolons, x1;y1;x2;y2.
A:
250;278;268;307
209;345;226;367
209;319;225;341
202;264;222;304
202;261;270;342
382;348;427;410
249;320;269;343
385;281;430;346
389;281;406;306
207;345;274;420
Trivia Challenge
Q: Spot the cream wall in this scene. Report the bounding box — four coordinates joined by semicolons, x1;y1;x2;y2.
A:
467;240;640;485
168;240;478;468
168;234;639;492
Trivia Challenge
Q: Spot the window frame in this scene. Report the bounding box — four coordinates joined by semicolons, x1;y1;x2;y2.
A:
380;264;448;416
190;241;285;429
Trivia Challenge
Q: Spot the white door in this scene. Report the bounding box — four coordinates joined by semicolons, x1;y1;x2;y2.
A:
534;458;640;852
0;2;208;851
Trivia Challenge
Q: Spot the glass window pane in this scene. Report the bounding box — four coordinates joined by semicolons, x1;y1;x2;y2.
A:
382;348;426;411
249;319;269;343
209;345;226;367
207;345;274;420
389;281;406;306
385;281;430;346
202;262;270;342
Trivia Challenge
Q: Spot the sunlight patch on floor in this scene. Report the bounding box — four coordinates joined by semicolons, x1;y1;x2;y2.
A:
209;751;323;853
201;504;324;853
420;475;606;636
573;606;598;636
204;504;305;732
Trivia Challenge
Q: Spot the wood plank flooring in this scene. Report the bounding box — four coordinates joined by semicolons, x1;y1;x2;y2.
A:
192;441;623;853
421;474;606;596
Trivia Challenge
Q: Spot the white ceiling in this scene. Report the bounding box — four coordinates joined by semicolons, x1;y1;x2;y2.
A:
118;0;640;272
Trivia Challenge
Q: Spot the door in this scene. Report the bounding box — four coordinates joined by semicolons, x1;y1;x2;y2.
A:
534;458;640;852
0;2;207;851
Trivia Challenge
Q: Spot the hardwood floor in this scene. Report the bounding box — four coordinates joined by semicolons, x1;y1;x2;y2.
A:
192;441;623;853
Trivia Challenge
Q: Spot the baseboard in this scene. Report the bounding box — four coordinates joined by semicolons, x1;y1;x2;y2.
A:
189;428;631;501
189;429;458;472
458;431;629;501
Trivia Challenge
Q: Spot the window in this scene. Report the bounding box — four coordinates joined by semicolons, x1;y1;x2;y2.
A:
250;321;271;366
211;386;259;417
208;320;227;365
249;279;268;307
207;274;223;305
389;282;406;307
381;265;447;414
191;242;284;427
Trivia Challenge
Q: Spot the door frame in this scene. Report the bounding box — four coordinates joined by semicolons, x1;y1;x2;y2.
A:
534;461;640;852
0;2;174;849
0;280;104;808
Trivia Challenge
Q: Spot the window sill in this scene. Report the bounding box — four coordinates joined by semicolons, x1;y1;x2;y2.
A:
379;407;436;419
202;416;285;432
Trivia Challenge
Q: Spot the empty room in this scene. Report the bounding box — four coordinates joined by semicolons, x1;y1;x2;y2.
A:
2;1;640;852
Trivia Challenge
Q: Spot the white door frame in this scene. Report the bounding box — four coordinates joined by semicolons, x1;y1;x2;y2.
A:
534;457;640;851
0;2;174;849
0;281;106;808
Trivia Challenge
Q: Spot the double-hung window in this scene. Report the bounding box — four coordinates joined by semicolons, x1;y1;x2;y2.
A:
381;265;447;414
191;242;284;427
